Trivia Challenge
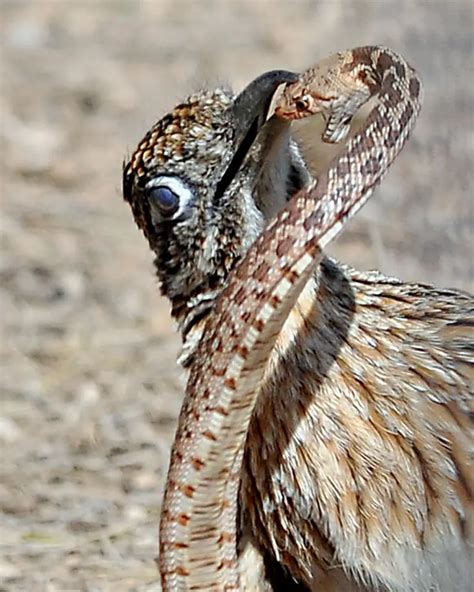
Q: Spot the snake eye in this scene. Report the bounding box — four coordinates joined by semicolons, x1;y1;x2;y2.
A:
145;176;194;222
295;95;310;111
148;186;179;217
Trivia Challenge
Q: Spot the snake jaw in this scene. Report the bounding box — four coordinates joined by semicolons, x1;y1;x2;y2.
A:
275;85;334;120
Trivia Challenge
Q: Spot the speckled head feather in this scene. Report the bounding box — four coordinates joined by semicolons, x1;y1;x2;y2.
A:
123;88;234;249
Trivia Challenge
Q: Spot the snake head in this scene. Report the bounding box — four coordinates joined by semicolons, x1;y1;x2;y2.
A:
275;87;317;120
275;73;336;121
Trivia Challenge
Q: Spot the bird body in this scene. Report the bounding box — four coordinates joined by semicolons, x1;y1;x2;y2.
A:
123;46;473;591
242;260;473;591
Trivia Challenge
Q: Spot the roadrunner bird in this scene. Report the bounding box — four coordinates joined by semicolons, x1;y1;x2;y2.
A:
123;46;473;591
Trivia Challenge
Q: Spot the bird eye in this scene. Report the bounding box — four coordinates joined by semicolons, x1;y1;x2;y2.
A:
148;186;179;217
145;176;193;222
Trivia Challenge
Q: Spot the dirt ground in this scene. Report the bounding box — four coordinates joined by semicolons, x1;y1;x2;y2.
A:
0;1;472;591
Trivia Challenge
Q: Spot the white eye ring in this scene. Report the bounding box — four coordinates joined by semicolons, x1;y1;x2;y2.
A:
146;175;194;221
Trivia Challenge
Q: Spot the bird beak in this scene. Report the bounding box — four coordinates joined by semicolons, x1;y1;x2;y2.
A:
214;70;298;201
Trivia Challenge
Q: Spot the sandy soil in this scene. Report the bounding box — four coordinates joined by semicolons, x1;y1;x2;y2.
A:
1;2;472;591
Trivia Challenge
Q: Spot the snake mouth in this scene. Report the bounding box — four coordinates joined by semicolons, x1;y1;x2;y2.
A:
274;105;304;119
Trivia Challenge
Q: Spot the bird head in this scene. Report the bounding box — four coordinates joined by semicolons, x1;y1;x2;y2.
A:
123;70;309;352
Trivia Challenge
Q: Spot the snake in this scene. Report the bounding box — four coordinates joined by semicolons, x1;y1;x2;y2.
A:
158;46;423;591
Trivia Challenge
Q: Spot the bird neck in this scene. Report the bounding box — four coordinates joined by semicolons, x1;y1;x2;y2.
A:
170;283;227;368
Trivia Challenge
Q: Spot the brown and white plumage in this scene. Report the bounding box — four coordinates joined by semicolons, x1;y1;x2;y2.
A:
243;261;473;591
123;46;473;591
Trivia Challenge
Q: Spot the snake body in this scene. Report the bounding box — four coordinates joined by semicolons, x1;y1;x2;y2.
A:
159;46;423;590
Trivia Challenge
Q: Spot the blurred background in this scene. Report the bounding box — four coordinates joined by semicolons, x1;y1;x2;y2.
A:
1;1;472;590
